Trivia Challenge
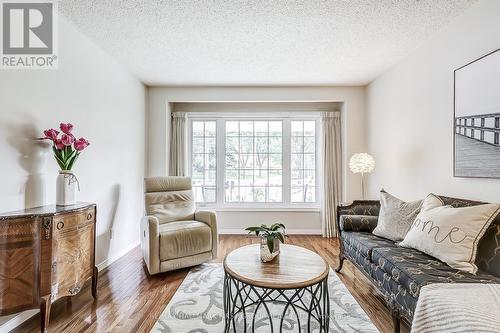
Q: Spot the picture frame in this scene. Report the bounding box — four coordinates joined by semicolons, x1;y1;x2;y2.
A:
453;48;500;178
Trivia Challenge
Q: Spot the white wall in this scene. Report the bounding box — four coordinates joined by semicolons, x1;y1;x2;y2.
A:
0;17;145;330
366;0;500;202
147;86;367;232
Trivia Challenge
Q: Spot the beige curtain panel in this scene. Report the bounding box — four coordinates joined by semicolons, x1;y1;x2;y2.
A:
321;112;342;238
169;112;187;176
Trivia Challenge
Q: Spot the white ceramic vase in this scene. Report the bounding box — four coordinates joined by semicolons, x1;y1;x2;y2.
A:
56;170;77;206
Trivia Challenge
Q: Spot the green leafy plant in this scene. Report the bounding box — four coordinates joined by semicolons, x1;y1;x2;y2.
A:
245;223;286;253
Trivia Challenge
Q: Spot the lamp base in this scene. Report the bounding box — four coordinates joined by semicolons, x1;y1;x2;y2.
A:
361;172;366;200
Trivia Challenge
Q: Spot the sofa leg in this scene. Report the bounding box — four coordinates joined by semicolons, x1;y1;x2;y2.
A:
335;255;344;272
392;311;401;333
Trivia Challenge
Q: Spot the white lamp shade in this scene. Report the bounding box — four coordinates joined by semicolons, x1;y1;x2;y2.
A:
349;153;375;173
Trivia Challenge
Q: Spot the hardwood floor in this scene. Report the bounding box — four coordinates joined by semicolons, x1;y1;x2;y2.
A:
13;235;409;333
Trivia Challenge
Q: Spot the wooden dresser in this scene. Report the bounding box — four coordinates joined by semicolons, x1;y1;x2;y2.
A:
0;203;98;332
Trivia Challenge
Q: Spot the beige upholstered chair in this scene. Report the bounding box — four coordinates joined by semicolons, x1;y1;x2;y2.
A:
140;176;218;275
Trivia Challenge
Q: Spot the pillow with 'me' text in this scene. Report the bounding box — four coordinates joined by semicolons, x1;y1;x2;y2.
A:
399;194;500;274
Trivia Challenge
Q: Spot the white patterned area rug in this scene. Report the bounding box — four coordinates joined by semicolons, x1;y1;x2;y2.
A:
150;263;378;333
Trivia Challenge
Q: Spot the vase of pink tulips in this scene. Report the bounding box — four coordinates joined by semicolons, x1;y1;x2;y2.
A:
42;123;90;206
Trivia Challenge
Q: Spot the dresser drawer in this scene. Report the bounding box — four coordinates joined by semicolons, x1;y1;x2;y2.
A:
53;207;95;233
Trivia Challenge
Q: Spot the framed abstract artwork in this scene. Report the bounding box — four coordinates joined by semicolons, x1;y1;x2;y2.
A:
454;48;500;178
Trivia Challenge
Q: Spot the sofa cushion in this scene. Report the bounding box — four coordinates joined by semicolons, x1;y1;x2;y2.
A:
343;241;374;275
399;198;500;274
439;195;500;278
373;190;423;241
342;232;396;258
371;246;500;299
371;264;418;321
159;221;212;261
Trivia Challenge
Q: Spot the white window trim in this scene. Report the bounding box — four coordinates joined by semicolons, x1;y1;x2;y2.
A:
188;113;322;209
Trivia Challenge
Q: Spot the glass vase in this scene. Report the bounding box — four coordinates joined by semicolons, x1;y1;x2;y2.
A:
260;236;280;262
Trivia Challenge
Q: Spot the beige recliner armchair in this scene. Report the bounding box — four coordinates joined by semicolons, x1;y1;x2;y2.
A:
140;176;218;275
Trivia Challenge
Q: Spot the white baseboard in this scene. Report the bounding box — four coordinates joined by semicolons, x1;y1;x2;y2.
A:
0;241;141;333
96;240;141;272
219;228;321;235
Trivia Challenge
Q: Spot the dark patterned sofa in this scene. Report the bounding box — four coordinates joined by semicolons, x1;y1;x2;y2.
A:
335;196;500;333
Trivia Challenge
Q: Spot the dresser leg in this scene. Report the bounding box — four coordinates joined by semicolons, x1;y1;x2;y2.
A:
40;296;51;332
92;266;98;299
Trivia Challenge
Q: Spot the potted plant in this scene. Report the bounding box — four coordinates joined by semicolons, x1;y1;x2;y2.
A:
245;223;286;262
41;123;90;206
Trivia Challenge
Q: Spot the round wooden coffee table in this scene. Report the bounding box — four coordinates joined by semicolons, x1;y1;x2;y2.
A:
223;244;330;332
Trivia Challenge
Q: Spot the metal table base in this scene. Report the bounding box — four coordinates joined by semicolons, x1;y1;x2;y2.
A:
223;272;330;333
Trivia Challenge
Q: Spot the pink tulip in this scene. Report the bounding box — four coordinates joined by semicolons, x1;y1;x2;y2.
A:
54;139;65;150
61;134;75;146
43;129;59;141
74;137;90;151
59;123;74;135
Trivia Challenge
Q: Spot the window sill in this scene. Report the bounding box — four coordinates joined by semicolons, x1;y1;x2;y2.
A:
196;206;321;212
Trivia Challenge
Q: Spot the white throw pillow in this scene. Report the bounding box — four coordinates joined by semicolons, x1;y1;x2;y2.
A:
399;195;500;274
372;190;424;241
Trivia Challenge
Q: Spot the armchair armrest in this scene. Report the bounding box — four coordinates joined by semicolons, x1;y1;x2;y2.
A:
195;210;218;258
141;215;160;274
339;215;378;232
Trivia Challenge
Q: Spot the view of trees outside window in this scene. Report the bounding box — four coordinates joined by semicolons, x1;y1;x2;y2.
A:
225;121;283;202
190;118;318;205
291;121;316;202
191;121;217;202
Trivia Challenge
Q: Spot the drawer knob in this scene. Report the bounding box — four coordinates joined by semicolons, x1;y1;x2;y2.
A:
56;221;64;230
87;213;93;220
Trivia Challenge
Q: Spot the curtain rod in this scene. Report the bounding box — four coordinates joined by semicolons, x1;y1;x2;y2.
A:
181;111;337;119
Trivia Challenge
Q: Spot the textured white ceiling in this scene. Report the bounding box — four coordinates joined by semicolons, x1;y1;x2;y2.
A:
60;0;477;86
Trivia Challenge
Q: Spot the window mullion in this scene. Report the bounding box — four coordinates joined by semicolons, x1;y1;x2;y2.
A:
187;120;193;178
283;119;291;205
316;119;321;206
202;122;207;202
216;119;225;205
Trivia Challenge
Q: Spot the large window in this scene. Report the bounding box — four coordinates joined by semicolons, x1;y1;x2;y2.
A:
189;117;319;207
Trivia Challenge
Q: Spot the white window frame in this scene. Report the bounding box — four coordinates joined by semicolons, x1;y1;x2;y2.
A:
189;120;218;203
290;119;320;204
187;112;322;209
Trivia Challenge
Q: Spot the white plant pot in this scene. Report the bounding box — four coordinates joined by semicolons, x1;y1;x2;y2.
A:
56;171;77;206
